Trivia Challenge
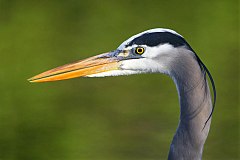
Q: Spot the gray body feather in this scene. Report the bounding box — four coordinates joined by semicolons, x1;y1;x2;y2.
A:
167;49;212;160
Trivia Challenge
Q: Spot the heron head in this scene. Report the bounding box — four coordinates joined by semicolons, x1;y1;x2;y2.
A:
29;28;193;82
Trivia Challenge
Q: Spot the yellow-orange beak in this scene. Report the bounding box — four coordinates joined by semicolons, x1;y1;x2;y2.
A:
28;52;121;83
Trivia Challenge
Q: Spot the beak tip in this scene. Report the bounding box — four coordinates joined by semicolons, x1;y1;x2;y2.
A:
28;75;41;83
27;78;34;83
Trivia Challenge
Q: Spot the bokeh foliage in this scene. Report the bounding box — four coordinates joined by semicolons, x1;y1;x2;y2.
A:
0;0;239;159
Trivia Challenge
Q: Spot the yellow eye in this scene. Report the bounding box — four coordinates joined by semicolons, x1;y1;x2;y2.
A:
135;47;145;55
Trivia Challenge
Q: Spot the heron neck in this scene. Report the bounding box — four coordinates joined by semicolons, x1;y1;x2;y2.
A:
168;51;212;160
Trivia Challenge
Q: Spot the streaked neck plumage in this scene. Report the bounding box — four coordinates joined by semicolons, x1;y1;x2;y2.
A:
167;49;212;160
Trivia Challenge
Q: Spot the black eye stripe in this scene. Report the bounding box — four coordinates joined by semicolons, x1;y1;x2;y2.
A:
126;32;192;51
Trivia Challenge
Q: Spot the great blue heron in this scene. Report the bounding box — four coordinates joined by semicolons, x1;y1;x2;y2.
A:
29;28;216;160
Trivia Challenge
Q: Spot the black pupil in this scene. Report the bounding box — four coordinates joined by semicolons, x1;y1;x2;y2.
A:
138;48;143;53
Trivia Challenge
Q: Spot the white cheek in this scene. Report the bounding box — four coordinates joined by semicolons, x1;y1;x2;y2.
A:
121;58;167;74
142;44;175;58
86;70;141;77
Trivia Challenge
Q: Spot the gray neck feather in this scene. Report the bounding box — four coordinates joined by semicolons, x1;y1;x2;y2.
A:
167;49;212;160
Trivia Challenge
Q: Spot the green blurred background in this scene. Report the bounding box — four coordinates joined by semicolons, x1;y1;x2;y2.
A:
0;0;239;159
